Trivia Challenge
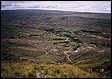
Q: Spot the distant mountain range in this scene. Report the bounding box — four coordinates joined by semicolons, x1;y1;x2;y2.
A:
1;9;111;14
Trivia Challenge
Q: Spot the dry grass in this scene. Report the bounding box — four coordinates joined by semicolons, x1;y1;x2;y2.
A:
1;62;99;78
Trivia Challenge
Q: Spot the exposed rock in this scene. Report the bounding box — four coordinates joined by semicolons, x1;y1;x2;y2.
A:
19;57;28;61
36;70;53;78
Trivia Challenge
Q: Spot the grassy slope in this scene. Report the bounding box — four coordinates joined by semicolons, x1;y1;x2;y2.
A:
1;63;99;78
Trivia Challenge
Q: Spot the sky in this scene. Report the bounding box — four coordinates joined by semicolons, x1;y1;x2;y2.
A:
1;1;111;13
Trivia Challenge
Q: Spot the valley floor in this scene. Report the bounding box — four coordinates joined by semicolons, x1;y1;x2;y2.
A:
1;10;111;78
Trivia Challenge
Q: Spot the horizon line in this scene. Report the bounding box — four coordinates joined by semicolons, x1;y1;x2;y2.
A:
1;9;111;14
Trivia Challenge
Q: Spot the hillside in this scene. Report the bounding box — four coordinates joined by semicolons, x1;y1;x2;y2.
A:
1;63;99;78
1;10;111;78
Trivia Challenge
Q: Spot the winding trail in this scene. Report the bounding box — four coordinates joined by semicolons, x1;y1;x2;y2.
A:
44;50;48;54
64;51;72;62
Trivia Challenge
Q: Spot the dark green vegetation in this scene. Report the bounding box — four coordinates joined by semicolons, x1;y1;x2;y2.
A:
1;10;111;78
